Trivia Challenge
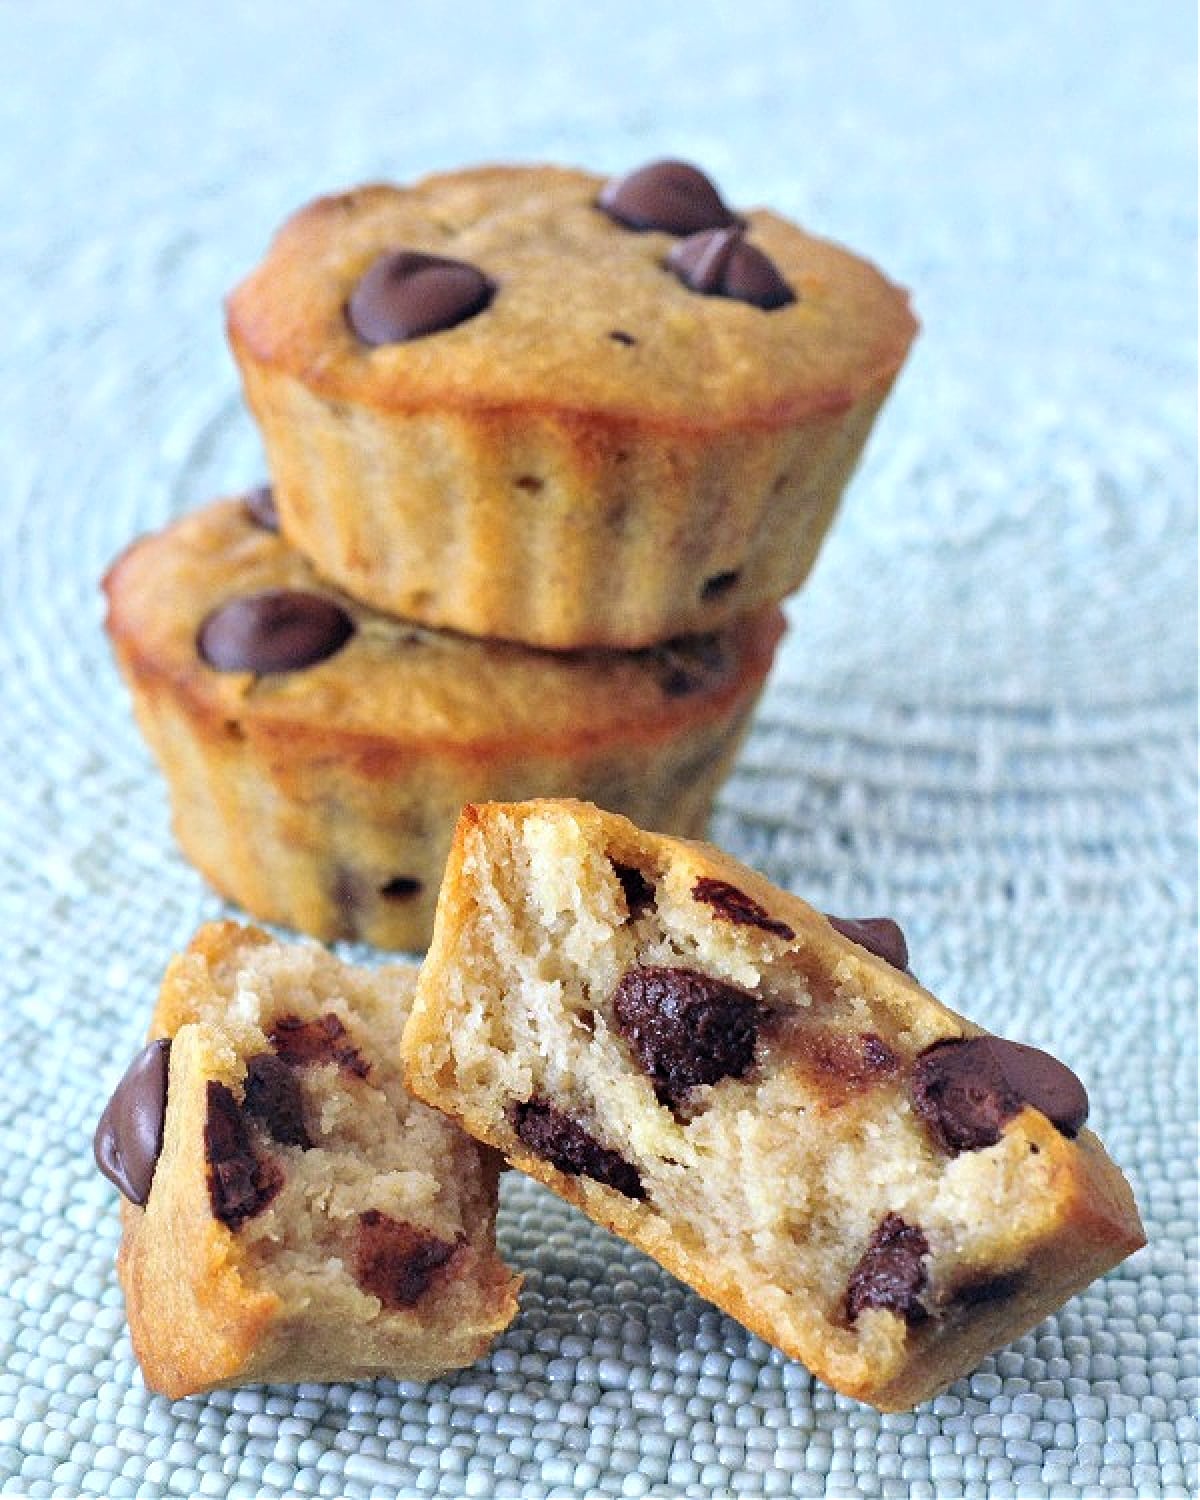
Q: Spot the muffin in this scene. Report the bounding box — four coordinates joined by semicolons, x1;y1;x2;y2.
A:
94;922;519;1397
402;800;1145;1411
102;495;784;950
226;160;917;648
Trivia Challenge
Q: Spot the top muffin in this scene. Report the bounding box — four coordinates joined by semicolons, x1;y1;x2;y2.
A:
227;161;917;648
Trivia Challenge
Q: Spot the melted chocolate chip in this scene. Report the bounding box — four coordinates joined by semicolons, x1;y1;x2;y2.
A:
611;861;654;919
953;1270;1025;1308
353;1211;460;1308
346;250;494;344
93;1039;171;1206
910;1036;1089;1155
243;484;279;531
826;915;910;973
597;160;738;234
269;1013;370;1078
647;634;727;696
204;1081;282;1229
242;1052;310;1148
701;570;740;600
612;966;763;1108
692;878;795;940
197;590;354;674
667;227;795;310
787;1028;899;1104
510;1097;644;1199
845;1213;930;1325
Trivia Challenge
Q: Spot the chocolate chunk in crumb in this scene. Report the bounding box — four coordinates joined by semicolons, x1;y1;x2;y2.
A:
197;590;354;674
347;249;494;345
692;877;795;940
667;227;796;310
911;1036;1088;1154
612;966;763;1108
242;1052;310;1148
845;1213;930;1325
204;1081;282;1229
93;1039;171;1206
510;1097;644;1199
353;1211;460;1308
611;861;654;919
597;160;738;235
243;484;279;531
269;1013;370;1078
826;914;910;973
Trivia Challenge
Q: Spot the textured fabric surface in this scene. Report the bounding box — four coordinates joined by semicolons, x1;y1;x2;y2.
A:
1;3;1196;1497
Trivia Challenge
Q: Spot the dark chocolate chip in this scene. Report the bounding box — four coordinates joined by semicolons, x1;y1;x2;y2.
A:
667;227;795;310
269;1013;370;1079
204;1081;282;1229
597;160;738;234
510;1097;644;1199
93;1039;171;1206
379;876;422;901
243;484;279;531
910;1036;1089;1155
611;861;654;919
701;570;740;600
346;250;494;345
608;329;638;346
845;1213;930;1325
826;915;910;974
647;634;727;697
353;1211;460;1308
197;590;354;674
953;1270;1024;1308
612;965;763;1108
242;1052;310;1148
692;878;795;940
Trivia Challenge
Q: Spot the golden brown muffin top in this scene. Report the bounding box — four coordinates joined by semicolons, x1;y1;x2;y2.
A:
103;499;784;758
226;164;917;429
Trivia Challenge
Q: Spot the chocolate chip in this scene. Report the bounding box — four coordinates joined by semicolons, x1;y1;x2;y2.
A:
826;915;910;973
597;160;738;234
346;250;494;344
269;1013;370;1079
243;484;279;531
204;1081;282;1229
93;1039;171;1206
647;634;726;697
611;861;654;919
612;966;762;1108
242;1053;310;1148
701;570;740;600
692;878;795;940
953;1270;1024;1307
353;1211;460;1308
608;329;638;346
197;590;354;674
910;1036;1089;1155
667;227;795;310
510;1097;644;1199
379;876;422;900
845;1213;930;1325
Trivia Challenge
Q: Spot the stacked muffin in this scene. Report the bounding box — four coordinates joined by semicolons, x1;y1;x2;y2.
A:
104;159;918;950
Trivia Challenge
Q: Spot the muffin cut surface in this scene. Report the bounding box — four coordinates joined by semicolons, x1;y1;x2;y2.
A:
101;923;519;1397
403;800;1145;1410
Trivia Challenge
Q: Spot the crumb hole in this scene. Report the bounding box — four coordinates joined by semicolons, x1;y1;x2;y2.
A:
608;329;637;346
380;876;422;901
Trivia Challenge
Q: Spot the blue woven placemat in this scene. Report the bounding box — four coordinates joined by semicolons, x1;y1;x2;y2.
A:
1;4;1195;1496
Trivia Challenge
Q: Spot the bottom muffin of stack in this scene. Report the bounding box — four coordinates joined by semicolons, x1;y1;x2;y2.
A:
103;491;784;950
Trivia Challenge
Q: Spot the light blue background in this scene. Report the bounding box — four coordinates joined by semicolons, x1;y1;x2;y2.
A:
1;4;1195;1497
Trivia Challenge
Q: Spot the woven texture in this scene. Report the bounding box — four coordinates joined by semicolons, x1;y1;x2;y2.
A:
1;3;1195;1496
